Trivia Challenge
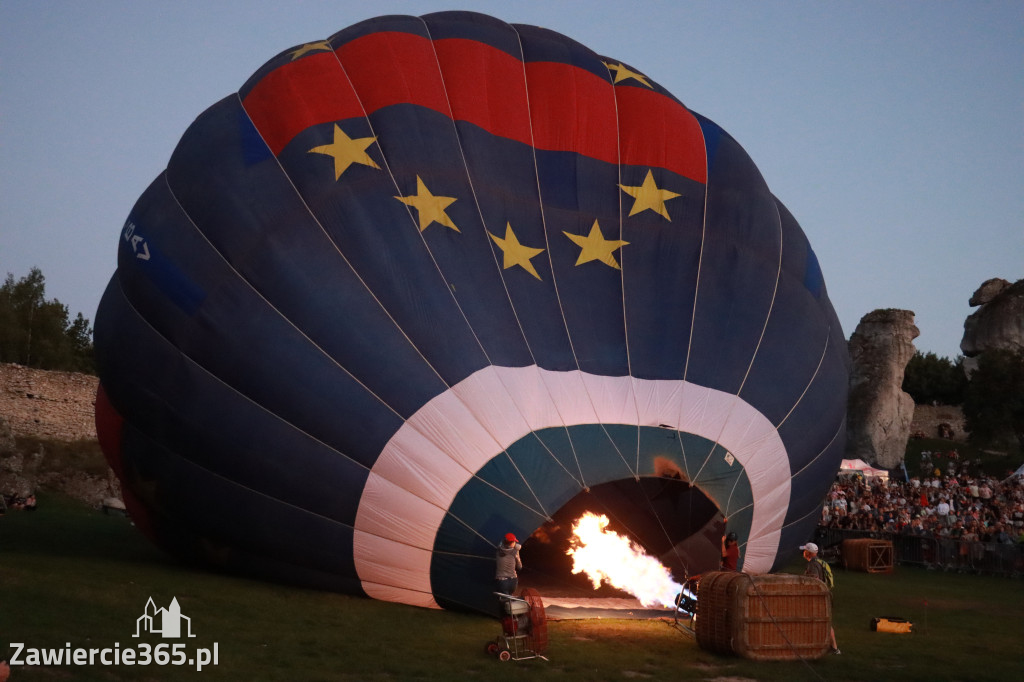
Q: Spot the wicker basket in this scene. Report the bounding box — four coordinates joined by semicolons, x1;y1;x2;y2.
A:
842;538;894;573
695;571;832;661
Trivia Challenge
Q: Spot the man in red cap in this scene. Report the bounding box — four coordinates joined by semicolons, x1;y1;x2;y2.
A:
495;532;523;595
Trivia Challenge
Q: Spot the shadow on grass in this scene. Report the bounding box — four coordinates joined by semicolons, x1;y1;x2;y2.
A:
2;492;177;568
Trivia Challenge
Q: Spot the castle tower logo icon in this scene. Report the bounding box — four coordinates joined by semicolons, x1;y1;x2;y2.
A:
133;597;196;638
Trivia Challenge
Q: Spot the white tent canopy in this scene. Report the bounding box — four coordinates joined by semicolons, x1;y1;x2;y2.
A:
839;458;890;482
1007;462;1024;481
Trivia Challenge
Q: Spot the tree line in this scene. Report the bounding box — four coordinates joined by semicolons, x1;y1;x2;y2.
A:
903;349;1024;451
0;268;95;374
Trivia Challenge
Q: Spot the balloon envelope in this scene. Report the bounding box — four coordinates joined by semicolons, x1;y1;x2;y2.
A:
94;10;848;613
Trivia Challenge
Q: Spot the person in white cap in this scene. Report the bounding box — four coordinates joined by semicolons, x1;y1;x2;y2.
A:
800;542;840;654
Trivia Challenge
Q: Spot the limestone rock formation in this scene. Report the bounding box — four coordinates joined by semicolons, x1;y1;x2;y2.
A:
968;278;1011;307
961;279;1024;372
846;309;919;469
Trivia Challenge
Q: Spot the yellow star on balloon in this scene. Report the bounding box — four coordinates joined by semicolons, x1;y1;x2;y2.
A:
619;170;681;220
290;40;333;60
308;125;380;180
563;220;629;269
604;62;653;88
488;223;545;280
395;176;459;232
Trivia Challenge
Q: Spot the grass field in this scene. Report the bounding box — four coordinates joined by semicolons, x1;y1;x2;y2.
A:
2;495;1023;682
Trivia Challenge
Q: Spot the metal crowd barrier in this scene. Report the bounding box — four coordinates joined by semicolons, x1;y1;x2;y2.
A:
813;527;1023;577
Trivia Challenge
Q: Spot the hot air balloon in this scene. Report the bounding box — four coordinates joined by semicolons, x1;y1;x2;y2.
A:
94;10;848;614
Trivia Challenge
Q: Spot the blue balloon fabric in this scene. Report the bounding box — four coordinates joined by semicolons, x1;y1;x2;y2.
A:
94;10;848;614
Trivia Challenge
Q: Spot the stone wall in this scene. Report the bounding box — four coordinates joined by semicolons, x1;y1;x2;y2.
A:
0;363;117;504
910;404;967;442
0;362;98;441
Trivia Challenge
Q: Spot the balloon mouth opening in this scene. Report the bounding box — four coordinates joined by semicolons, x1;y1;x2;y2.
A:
519;474;722;593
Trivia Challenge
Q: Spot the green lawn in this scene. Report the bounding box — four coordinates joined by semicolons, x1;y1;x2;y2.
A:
2;495;1022;681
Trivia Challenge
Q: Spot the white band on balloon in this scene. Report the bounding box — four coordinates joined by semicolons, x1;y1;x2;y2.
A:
354;365;790;608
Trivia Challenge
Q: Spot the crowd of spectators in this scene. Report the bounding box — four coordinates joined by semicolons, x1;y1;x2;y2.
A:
820;452;1024;548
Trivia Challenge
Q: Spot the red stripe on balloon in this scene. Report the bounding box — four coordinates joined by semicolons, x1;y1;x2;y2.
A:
433;37;533;144
243;51;363;155
95;382;124;477
617;86;707;184
94;382;161;545
243;31;706;183
337;32;451;121
525;60;619;166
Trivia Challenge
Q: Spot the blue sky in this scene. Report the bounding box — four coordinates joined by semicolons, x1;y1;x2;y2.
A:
1;0;1021;360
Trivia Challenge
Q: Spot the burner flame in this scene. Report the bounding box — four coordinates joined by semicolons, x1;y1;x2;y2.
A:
566;512;682;609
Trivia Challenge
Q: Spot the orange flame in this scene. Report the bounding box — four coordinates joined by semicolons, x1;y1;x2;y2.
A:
566;512;682;608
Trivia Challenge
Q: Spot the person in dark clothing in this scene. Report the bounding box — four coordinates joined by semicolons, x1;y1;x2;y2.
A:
721;532;740;571
495;532;522;595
